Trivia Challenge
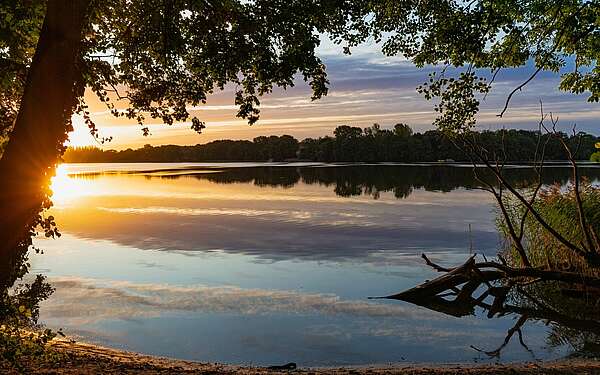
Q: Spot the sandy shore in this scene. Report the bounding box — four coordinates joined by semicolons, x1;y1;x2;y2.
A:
1;339;597;374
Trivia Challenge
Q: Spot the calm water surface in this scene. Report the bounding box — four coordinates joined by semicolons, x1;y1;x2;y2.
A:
29;162;600;366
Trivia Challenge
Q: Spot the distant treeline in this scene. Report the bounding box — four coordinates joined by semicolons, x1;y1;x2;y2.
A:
63;124;599;163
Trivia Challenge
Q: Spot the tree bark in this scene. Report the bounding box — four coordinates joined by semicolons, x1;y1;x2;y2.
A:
0;0;88;286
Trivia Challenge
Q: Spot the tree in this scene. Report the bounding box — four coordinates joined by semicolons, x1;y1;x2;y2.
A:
0;0;338;256
333;125;362;161
329;0;599;132
393;123;412;138
0;1;89;274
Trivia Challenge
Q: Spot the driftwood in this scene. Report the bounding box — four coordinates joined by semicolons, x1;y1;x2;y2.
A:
373;254;600;308
372;253;600;357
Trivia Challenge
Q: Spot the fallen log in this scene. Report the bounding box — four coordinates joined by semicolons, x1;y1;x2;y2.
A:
372;253;600;354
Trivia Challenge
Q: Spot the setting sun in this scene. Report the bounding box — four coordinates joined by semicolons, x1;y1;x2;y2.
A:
49;164;95;205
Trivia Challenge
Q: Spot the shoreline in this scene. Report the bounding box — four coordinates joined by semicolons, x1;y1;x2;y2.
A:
7;339;598;374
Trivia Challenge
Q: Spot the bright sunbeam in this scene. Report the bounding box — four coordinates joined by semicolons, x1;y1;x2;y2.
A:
50;164;91;206
50;164;73;205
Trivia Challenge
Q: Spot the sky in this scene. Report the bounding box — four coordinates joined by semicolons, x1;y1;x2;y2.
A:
68;36;600;150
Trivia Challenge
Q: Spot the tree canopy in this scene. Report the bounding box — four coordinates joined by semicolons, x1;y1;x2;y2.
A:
328;0;600;133
2;1;598;147
63;125;600;163
1;0;335;142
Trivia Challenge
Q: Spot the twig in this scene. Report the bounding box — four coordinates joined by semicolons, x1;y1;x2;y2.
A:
498;66;543;118
422;253;453;272
471;314;529;358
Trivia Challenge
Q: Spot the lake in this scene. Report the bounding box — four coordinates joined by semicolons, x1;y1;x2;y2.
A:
29;162;600;367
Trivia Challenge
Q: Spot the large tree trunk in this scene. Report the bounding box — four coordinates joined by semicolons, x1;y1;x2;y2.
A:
0;0;88;287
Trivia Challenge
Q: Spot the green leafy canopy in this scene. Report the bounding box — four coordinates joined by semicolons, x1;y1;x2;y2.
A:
1;1;599;141
1;0;337;141
328;0;600;134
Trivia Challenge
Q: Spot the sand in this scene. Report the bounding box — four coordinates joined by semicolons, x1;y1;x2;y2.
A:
2;339;597;374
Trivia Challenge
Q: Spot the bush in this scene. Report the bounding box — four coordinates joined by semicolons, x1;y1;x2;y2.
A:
497;183;600;355
0;269;61;370
499;181;600;276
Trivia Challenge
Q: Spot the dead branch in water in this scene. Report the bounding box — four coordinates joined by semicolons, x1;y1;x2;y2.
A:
375;254;600;310
380;103;600;358
373;254;600;357
470;314;532;358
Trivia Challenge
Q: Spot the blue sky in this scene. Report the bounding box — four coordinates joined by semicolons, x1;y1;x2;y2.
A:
69;35;599;149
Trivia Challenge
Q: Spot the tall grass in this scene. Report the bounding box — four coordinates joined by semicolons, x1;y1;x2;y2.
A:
499;181;600;278
497;182;600;355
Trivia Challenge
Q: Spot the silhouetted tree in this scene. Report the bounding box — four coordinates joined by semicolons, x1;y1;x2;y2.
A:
64;126;599;163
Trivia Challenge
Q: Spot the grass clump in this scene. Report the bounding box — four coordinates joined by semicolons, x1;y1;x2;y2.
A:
500;181;600;277
497;181;600;356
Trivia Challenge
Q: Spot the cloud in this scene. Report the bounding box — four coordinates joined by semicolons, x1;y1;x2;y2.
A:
51;191;499;262
40;277;440;325
35;275;546;365
74;45;600;150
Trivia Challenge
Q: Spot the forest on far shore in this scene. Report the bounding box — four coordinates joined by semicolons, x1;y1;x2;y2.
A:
63;124;600;163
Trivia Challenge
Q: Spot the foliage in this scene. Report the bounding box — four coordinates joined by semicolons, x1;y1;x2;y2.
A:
501;190;600;356
393;123;413;138
298;124;597;162
499;182;600;276
328;0;600;134
0;0;45;138
0;0;338;141
6;1;597;142
300;125;600;162
0;275;59;371
0;207;60;370
64;134;300;162
418;72;490;135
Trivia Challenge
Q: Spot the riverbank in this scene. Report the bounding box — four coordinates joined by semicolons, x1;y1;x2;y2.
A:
4;339;599;374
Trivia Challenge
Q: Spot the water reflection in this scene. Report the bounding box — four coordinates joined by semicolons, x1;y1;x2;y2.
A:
62;163;600;199
2;163;599;366
50;164;506;261
381;255;600;359
46;164;600;263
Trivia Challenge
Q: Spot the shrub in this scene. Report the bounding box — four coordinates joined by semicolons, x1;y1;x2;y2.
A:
0;264;61;370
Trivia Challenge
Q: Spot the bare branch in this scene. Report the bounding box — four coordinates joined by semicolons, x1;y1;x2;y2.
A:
498;66;543;118
517;103;550;242
496;2;589;118
422;253;453;272
540;115;596;255
471;315;530;358
463;136;594;263
460;136;531;267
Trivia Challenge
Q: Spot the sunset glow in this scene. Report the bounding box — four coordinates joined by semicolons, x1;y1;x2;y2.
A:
49;164;97;205
62;39;600;152
65;115;97;148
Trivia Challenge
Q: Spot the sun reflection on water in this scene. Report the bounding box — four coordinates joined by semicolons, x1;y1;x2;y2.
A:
49;164;94;206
